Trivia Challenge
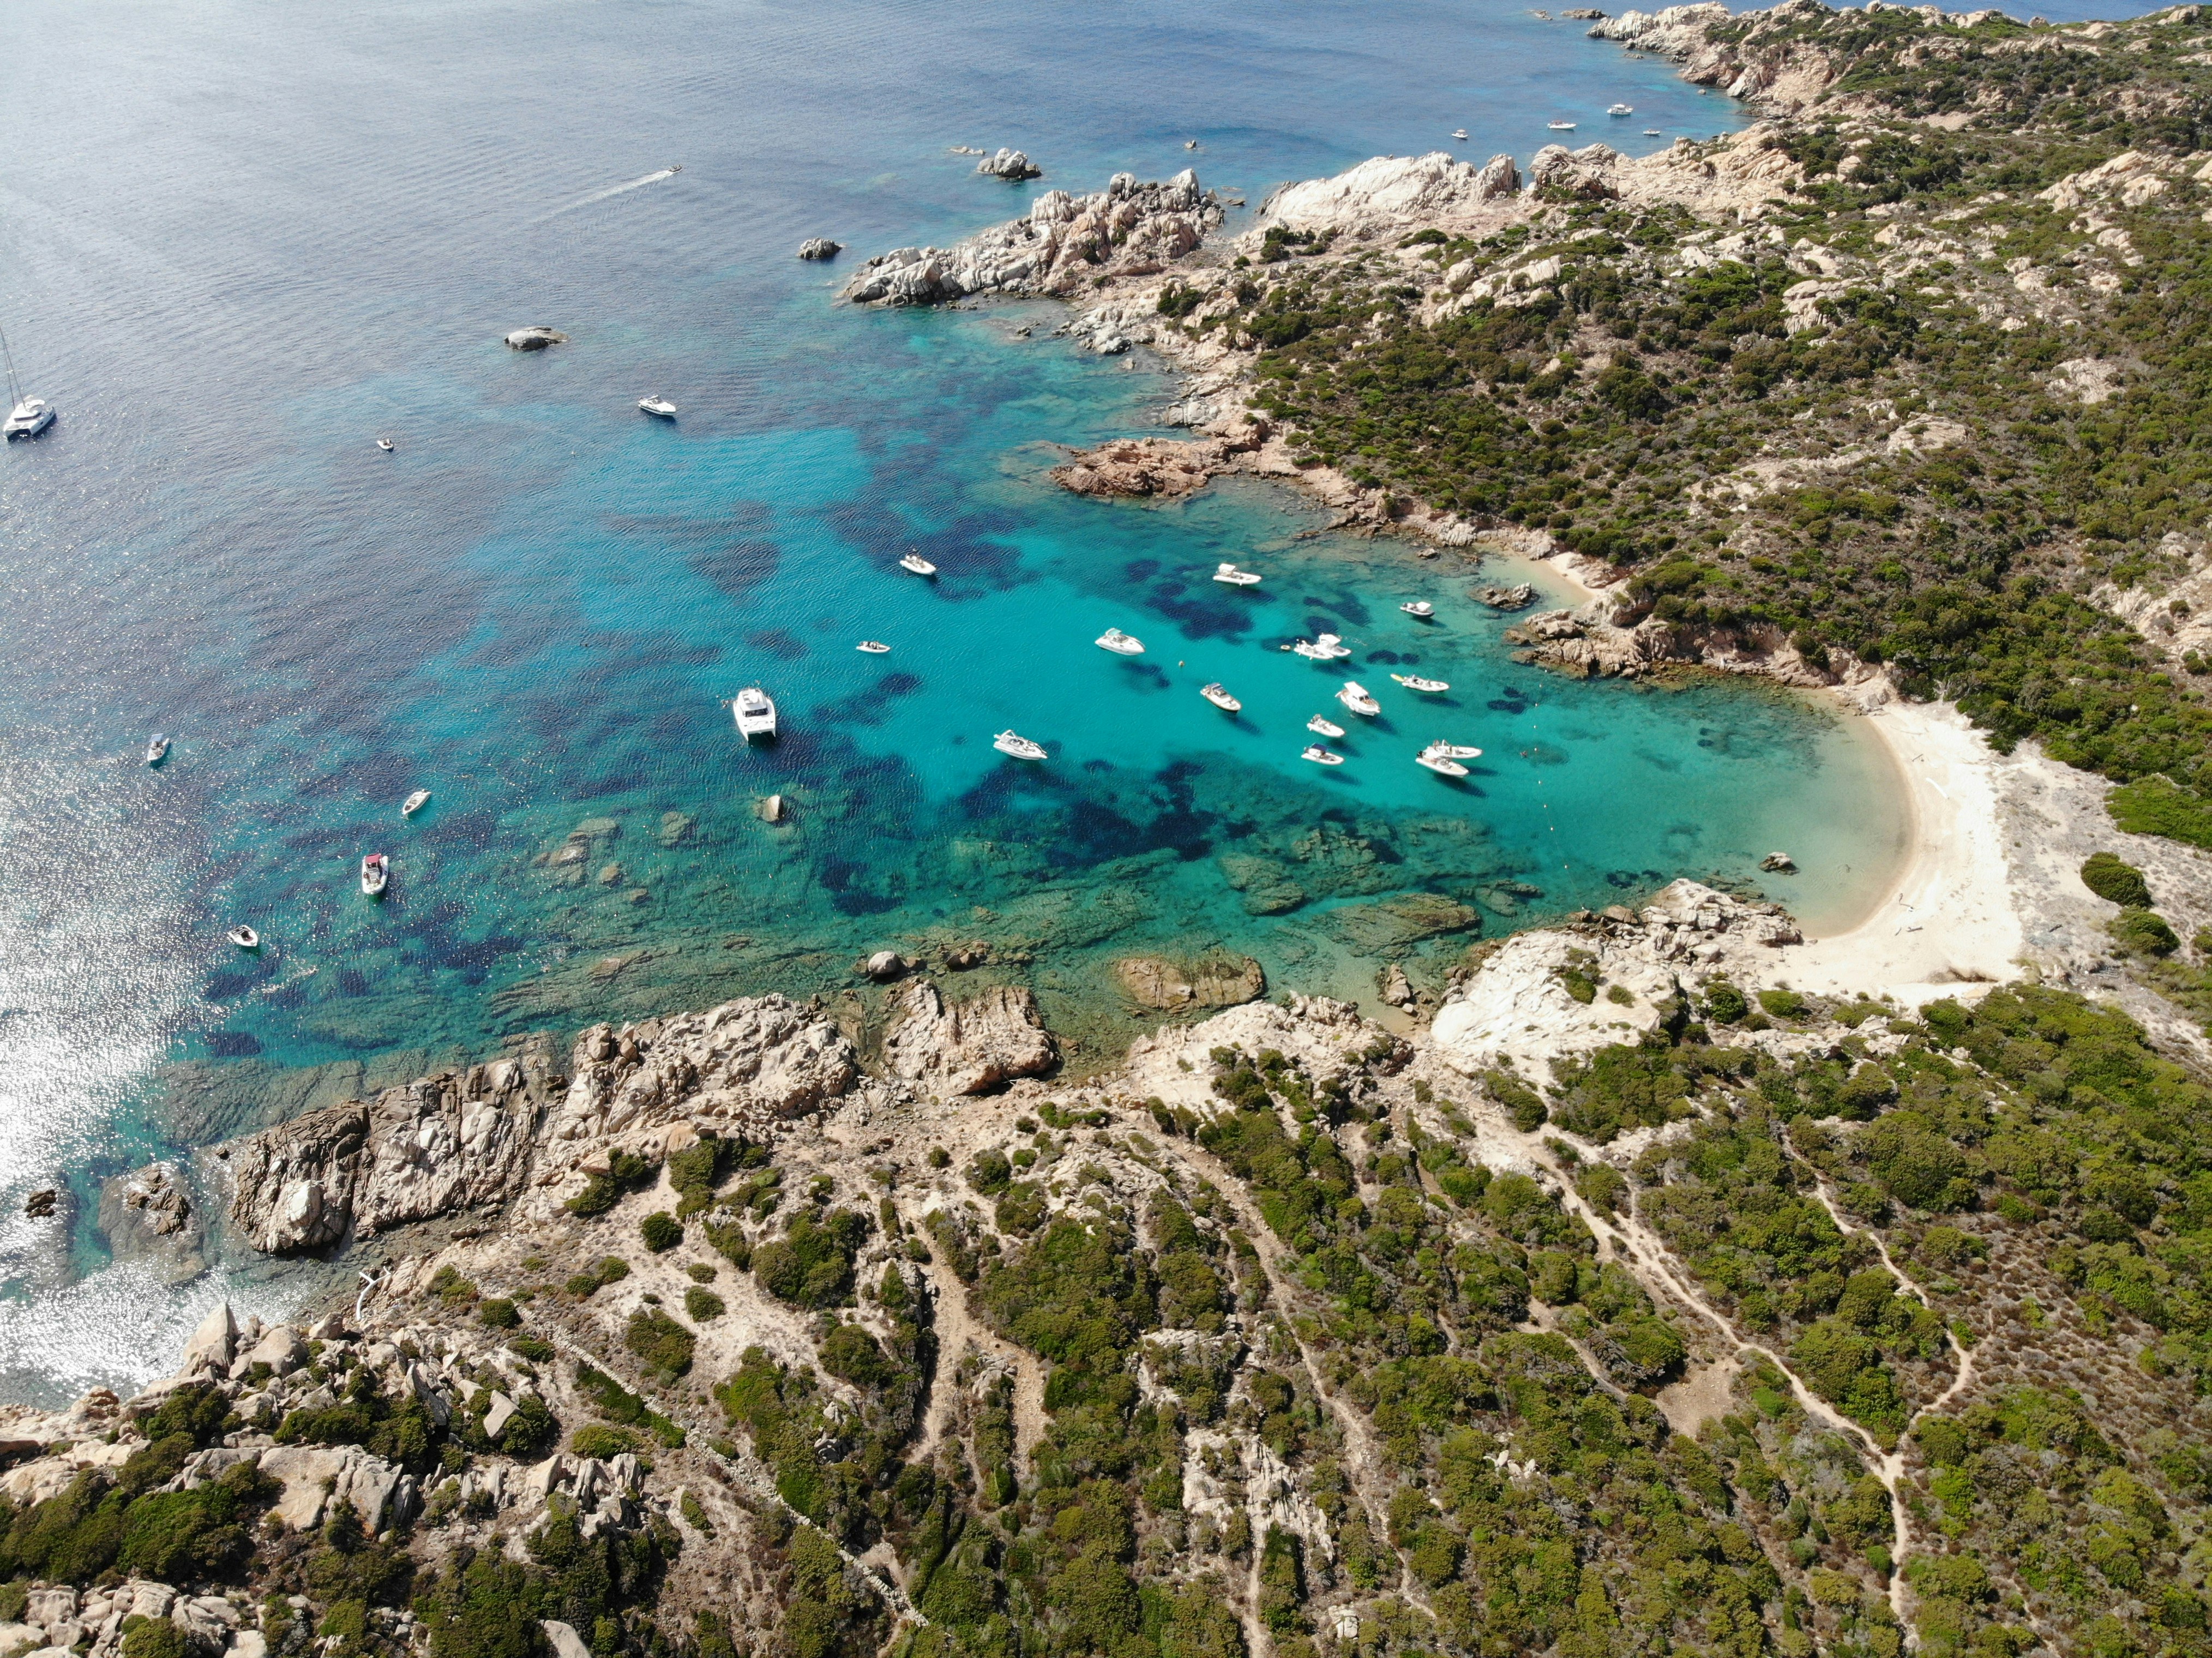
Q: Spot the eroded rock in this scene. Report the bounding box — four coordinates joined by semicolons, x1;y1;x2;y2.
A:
883;981;1057;1095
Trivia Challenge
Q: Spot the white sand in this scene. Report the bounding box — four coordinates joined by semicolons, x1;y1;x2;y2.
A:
1773;699;2027;1005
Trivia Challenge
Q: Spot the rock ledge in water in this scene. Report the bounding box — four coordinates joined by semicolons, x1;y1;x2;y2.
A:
797;238;843;261
976;148;1042;181
503;326;568;351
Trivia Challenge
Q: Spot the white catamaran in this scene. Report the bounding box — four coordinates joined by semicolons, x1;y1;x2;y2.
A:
1;322;54;440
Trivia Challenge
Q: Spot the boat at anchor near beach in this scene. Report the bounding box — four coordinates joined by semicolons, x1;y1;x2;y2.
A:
1306;714;1345;738
1392;673;1450;693
1337;682;1381;717
1415;743;1470;777
1213;563;1263;586
1199;682;1241;712
1302;745;1345;766
993;730;1047;760
1096;628;1145;655
899;552;937;576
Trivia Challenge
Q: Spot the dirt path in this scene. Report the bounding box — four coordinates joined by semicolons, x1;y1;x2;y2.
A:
912;1257;1047;1477
1801;1174;1979;1414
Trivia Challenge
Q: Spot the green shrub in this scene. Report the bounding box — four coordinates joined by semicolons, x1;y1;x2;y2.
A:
2111;908;2181;957
478;1299;521;1330
510;1336;555;1363
752;1209;871;1309
1483;1070;1548;1132
567;1150;657;1218
569;1425;642;1460
641;1211;683;1253
819;1323;894;1391
625;1308;697;1384
2110;779;2212;851
122;1620;189;1658
1758;988;1808;1018
574;1363;684;1447
1703;981;1748;1025
684;1286;726;1322
966;1149;1013;1196
2081;851;2153;908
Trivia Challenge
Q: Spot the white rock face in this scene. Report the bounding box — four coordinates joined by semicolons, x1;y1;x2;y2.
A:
543;1623;593;1658
259;1444;411;1531
975;147;1041;181
883;981;1057;1096
843;170;1217;305
1431;932;1674;1079
1261;151;1519;231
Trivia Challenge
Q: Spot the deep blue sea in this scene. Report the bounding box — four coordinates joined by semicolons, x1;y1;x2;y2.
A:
0;0;2158;1399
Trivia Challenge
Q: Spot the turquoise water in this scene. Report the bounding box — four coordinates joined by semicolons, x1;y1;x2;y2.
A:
0;0;2137;1397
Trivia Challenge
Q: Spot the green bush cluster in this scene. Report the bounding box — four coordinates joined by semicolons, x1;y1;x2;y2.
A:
753;1208;871;1309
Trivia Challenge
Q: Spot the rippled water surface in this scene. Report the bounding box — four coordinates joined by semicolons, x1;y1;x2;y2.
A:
13;0;2155;1399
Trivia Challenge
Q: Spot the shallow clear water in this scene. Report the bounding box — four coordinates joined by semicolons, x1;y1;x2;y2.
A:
0;0;2144;1398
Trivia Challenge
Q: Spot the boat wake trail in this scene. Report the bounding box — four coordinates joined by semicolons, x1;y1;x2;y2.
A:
539;165;682;220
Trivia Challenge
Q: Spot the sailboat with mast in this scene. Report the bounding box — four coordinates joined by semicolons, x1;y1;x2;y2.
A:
2;322;54;440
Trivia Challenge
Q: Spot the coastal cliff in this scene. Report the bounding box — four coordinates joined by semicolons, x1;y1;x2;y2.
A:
10;905;2212;1658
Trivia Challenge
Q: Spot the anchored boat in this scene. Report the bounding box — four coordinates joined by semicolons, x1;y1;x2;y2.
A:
1306;714;1346;738
1212;563;1263;586
227;926;261;950
402;789;431;818
1392;673;1451;693
993;730;1047;760
1199;683;1241;713
857;640;891;653
1415;743;1469;778
360;853;389;897
1095;628;1145;656
733;687;778;741
1301;745;1346;766
1337;682;1381;717
145;734;170;766
899;552;937;576
639;395;678;418
1400;601;1435;619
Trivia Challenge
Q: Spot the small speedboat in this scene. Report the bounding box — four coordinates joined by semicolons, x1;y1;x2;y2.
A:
3;399;54;440
376;436;395;453
1213;563;1263;586
639;396;678;419
1608;104;1634;116
1400;601;1435;619
145;734;170;766
360;853;389;897
1337;682;1381;717
1392;674;1450;693
994;730;1047;760
899;552;938;576
1096;628;1145;656
401;789;431;818
732;686;778;741
1306;714;1345;738
1548;121;1577;131
1429;742;1483;759
1644;129;1664;136
1200;683;1241;713
1452;129;1470;141
1416;744;1469;778
857;640;891;653
1302;745;1345;766
1290;633;1352;661
227;926;261;950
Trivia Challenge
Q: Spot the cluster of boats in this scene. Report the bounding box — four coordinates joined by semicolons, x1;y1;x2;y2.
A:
146;733;429;947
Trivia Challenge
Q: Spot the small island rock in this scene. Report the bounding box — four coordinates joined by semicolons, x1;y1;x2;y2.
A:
797;238;843;261
976;148;1042;181
863;951;908;982
503;326;569;351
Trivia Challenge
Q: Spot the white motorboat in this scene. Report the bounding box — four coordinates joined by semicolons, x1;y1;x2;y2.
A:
376;436;395;452
1392;673;1451;693
360;853;389;897
1548;121;1577;131
1609;104;1634;116
1645;129;1664;136
402;789;431;818
227;926;261;950
899;552;938;576
1302;745;1345;766
639;396;678;419
993;730;1048;760
1096;628;1145;656
1416;744;1470;778
857;640;891;653
1;324;53;439
1400;601;1435;619
145;734;170;766
1452;129;1470;141
1429;742;1483;759
1213;563;1263;586
1291;632;1353;661
1200;683;1241;713
1337;682;1381;717
1306;714;1345;738
732;686;778;740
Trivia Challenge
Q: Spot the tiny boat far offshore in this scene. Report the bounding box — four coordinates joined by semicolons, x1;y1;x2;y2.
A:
1213;562;1263;586
1096;627;1145;656
1200;683;1241;713
376;436;395;452
1609;103;1634;116
360;853;390;897
1306;714;1345;738
733;686;779;741
145;733;170;766
1400;600;1435;619
227;925;261;950
993;730;1048;760
1548;120;1578;131
899;551;938;576
1337;682;1381;717
639;396;679;419
1416;743;1469;778
857;640;891;653
1452;128;1470;141
402;789;431;818
1302;745;1345;766
1392;673;1451;693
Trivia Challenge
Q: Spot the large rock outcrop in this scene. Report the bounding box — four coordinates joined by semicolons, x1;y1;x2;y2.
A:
842;170;1219;305
883;981;1057;1096
95;1162;206;1285
1260;151;1519;233
227;1057;554;1254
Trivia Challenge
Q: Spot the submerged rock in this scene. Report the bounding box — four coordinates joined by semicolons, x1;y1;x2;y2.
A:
1760;851;1798;873
502;326;569;351
1115;953;1266;1011
95;1162;206;1285
883;980;1057;1096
